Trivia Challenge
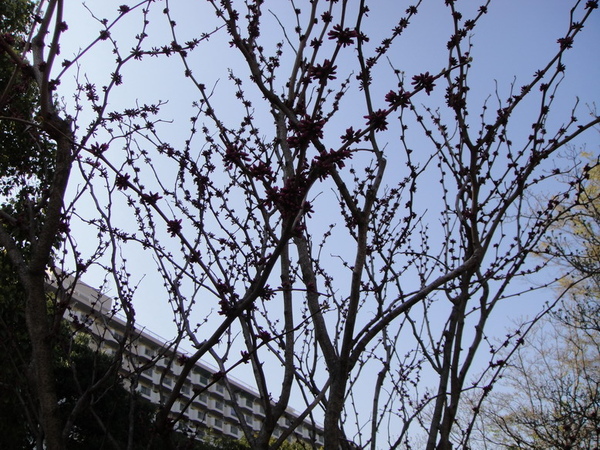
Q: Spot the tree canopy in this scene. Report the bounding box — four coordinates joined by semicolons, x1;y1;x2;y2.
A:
0;0;55;204
469;159;600;448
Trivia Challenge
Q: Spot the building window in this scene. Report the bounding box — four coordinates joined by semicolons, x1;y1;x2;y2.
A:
214;400;223;411
139;385;151;396
215;383;224;394
164;377;172;387
199;374;209;385
195;409;206;421
77;311;91;325
199;393;208;404
245;414;253;426
230;424;239;436
181;384;190;395
245;397;253;408
141;368;152;381
144;346;153;356
213;418;223;429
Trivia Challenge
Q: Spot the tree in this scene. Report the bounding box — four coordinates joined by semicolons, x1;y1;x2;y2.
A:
1;1;599;449
471;314;599;450
467;155;600;450
545;155;600;330
0;252;157;449
0;1;138;448
1;1;67;448
0;254;36;448
54;337;157;450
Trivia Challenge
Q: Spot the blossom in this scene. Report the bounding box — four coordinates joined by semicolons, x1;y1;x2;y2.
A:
340;127;362;144
411;72;436;95
249;162;274;182
223;143;250;168
90;142;108;156
166;219;182;237
115;174;131;190
287;116;326;149
311;149;353;180
328;24;358;47
385;89;411;107
557;36;574;50
257;328;271;342
364;109;389;131
309;59;337;85
140;191;162;205
266;175;310;218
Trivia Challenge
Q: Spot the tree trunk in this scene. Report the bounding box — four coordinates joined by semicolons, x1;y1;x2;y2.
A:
25;273;64;450
324;370;352;450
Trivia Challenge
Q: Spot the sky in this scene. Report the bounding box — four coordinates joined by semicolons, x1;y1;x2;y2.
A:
49;0;600;445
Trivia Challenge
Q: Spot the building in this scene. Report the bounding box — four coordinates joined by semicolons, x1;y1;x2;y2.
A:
53;275;325;447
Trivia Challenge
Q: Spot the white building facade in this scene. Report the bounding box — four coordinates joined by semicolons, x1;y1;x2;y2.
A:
54;276;325;447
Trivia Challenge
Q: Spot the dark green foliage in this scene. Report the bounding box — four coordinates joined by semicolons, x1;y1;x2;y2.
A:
0;0;56;215
0;255;34;449
56;339;157;450
0;265;158;448
174;435;250;450
0;0;33;32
